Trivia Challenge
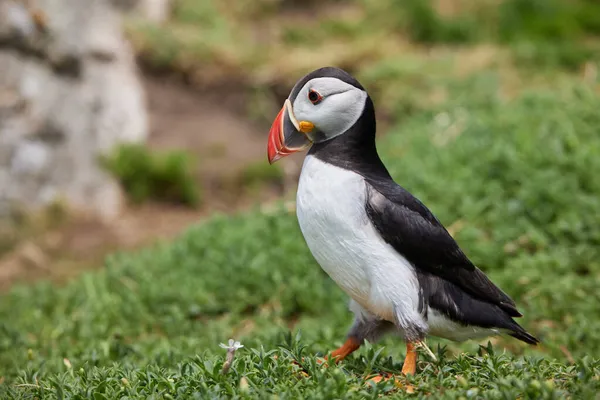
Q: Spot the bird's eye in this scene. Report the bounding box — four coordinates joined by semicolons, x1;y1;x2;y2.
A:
308;89;322;105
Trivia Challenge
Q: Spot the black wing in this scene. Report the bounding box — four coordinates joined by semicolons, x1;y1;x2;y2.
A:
364;178;521;317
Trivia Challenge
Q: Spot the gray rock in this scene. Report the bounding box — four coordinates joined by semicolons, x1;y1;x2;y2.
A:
138;0;172;23
0;0;148;221
11;140;49;174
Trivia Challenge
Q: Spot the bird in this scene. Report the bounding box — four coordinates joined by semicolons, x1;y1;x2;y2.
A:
266;66;538;380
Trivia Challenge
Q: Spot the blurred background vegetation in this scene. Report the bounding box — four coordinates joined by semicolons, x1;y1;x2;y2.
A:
0;0;599;398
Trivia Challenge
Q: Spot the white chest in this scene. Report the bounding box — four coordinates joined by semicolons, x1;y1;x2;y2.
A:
296;156;420;321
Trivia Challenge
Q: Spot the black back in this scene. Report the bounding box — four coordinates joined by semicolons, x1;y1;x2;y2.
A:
309;67;525;319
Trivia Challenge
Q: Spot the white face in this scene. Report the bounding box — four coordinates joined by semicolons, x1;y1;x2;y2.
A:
291;77;368;143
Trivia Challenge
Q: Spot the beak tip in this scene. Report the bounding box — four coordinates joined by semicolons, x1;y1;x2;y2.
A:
267;146;278;165
266;101;310;165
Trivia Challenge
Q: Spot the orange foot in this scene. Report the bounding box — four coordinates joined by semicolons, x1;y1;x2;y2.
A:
365;342;417;392
275;336;362;366
317;337;362;366
366;372;415;392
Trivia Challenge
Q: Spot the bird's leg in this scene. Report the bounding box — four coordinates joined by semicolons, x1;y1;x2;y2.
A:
401;341;417;375
368;342;418;381
321;303;391;366
328;337;361;362
366;342;417;392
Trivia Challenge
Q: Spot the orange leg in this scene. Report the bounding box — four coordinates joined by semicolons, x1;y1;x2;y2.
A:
274;337;362;378
366;342;417;391
401;342;417;375
328;337;361;362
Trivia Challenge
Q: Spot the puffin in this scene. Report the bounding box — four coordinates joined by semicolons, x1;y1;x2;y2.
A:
267;66;538;378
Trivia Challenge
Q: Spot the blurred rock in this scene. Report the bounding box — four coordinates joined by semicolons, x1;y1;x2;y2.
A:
138;0;172;23
0;0;148;221
111;0;172;23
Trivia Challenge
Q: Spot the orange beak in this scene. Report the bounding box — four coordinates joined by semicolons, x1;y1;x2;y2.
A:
267;100;312;164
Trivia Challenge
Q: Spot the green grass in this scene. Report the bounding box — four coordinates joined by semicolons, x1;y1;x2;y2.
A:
2;1;600;397
101;144;201;207
1;76;600;397
126;0;600;92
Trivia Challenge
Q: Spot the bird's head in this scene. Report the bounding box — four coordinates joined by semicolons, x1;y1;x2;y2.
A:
267;67;371;164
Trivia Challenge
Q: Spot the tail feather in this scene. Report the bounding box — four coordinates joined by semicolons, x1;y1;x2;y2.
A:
419;272;539;345
508;323;540;345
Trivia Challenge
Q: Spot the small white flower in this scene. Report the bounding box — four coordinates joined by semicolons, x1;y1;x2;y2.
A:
220;338;244;375
220;339;244;350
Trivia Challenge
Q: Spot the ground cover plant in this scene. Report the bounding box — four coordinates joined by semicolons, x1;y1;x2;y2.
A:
126;0;600;89
1;1;600;398
101;144;201;207
1;74;599;398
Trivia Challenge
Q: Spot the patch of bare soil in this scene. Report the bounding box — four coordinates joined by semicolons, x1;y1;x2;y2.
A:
0;75;302;291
